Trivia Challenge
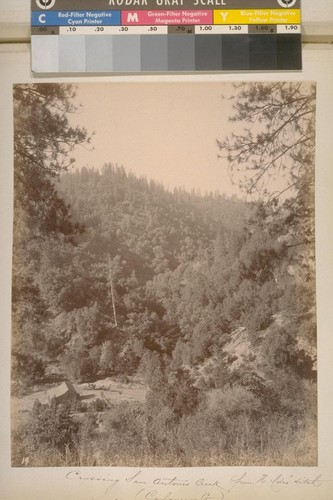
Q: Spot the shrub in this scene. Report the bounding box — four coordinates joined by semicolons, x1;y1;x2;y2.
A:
12;399;80;466
98;403;146;464
89;398;108;412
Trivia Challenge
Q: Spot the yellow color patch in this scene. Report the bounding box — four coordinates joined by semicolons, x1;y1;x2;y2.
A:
213;9;301;25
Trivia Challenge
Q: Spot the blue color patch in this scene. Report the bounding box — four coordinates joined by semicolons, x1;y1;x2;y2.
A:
31;10;121;26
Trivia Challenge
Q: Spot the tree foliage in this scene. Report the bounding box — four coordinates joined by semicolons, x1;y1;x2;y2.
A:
21;399;79;457
217;82;316;201
14;84;91;174
12;84;91;390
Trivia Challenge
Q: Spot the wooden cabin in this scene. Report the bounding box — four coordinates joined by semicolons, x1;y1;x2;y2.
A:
48;381;79;404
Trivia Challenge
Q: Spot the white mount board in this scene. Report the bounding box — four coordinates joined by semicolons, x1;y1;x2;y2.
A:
1;43;333;500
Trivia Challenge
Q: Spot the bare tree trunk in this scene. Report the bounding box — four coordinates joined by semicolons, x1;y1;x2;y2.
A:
108;254;118;327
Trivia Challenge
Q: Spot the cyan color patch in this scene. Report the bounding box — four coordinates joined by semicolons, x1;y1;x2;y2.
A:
59;35;86;72
85;36;113;72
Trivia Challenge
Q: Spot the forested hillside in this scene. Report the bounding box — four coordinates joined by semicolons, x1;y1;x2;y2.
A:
12;82;317;467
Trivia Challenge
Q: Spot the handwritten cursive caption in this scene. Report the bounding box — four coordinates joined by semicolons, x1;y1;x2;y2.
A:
66;469;331;500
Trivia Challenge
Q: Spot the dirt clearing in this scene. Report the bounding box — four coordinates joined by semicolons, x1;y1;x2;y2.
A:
11;377;147;428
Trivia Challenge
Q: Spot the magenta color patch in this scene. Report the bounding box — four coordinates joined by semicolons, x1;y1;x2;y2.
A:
121;10;213;25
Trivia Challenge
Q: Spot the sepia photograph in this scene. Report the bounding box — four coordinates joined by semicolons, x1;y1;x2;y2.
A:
11;81;317;468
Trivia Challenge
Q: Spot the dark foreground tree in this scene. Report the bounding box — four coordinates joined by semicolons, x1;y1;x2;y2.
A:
12;84;91;391
13;84;90;241
14;84;91;174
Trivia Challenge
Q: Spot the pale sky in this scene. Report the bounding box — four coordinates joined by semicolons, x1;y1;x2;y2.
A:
69;82;240;196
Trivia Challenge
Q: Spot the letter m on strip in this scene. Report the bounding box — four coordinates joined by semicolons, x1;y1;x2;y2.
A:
127;12;139;23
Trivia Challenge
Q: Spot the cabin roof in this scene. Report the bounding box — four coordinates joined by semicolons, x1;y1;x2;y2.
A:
48;381;78;398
